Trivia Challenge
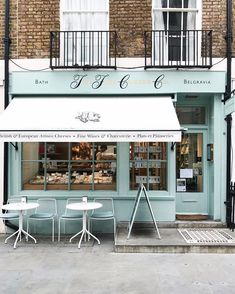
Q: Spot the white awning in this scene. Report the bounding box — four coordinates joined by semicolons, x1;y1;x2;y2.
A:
0;97;182;142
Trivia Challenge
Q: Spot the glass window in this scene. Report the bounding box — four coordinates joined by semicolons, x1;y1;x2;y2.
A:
152;0;198;64
22;142;117;191
129;142;167;191
60;0;109;66
176;107;206;124
176;133;203;192
61;0;108;31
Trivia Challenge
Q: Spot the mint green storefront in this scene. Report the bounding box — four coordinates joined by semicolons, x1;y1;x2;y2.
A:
6;70;226;234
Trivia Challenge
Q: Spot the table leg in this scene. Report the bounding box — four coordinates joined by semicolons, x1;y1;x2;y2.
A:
21;228;37;244
5;211;37;249
78;230;86;249
68;211;86;246
77;210;100;249
84;229;100;245
5;229;19;244
69;228;83;243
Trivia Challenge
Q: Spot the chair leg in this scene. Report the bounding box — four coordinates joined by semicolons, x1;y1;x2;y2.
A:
3;220;7;235
58;219;61;242
113;218;116;239
26;219;29;241
88;219;92;240
52;219;54;242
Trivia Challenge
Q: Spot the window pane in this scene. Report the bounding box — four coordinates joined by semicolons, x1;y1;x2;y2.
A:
94;143;117;190
23;143;40;161
22;142;117;191
22;161;43;190
169;12;181;30
176;133;203;192
169;0;182;8
161;0;167;8
46;165;70;189
130;142;167;191
185;0;196;8
22;143;44;190
183;0;188;8
176;107;206;124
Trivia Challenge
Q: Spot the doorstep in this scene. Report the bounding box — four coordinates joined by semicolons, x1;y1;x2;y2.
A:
114;221;235;253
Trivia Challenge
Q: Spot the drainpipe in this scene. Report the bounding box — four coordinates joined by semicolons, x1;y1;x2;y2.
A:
3;0;10;205
224;0;232;101
3;0;18;231
223;0;233;226
225;114;232;227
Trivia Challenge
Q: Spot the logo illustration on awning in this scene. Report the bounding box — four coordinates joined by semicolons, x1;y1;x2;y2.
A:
75;112;101;123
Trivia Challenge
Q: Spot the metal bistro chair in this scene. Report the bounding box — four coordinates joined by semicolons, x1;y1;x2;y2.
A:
27;198;57;242
58;198;83;242
88;198;116;240
0;198;21;235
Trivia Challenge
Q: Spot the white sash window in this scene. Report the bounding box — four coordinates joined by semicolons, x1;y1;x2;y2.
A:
152;0;200;66
60;0;109;66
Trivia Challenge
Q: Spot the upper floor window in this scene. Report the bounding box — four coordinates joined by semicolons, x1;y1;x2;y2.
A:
60;0;110;67
61;0;109;31
152;0;201;65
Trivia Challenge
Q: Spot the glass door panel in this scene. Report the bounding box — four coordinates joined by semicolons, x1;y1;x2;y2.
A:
176;133;203;192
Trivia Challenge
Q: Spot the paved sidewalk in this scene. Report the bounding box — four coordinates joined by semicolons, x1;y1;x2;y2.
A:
115;221;235;253
1;233;235;294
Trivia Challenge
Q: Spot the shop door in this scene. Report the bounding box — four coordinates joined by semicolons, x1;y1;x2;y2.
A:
176;130;208;216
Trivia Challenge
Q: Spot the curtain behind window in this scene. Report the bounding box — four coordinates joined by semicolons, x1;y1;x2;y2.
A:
60;0;109;66
152;0;198;65
62;0;108;31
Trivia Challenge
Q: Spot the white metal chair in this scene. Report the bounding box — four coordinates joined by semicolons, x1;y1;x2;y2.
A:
0;198;21;234
58;198;83;242
88;198;116;239
27;198;57;242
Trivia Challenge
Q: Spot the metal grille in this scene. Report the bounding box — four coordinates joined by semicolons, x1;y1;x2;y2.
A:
178;229;235;244
50;31;117;69
144;30;212;69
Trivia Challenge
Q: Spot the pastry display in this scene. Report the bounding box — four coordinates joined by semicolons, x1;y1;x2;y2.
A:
30;172;71;185
27;143;116;188
30;175;45;184
47;172;70;184
29;171;113;185
72;143;91;160
73;171;112;184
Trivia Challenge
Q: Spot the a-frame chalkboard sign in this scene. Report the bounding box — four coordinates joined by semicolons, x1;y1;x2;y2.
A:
127;184;161;239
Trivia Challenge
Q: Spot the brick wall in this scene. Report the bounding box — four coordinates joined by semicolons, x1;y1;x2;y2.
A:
0;0;234;59
0;0;59;60
0;0;4;58
202;0;227;57
109;0;152;57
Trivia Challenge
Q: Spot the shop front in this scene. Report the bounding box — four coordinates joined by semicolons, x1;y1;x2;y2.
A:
0;70;226;233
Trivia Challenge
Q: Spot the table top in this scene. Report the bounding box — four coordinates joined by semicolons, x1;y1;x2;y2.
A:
2;202;39;211
66;202;102;211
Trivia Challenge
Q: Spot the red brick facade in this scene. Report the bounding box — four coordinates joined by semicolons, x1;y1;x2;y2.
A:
0;0;234;59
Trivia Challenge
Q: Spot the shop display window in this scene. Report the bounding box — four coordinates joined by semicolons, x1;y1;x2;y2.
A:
22;142;117;191
129;142;167;191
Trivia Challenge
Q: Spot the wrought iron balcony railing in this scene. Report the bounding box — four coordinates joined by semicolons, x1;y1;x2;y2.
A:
50;31;117;69
144;30;212;69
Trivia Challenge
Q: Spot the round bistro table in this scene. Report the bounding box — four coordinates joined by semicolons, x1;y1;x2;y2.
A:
1;202;39;249
66;201;102;249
